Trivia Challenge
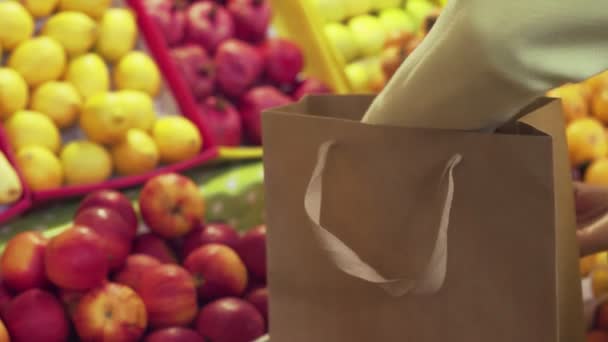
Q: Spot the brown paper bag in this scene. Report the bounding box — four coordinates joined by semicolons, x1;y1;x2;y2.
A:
262;95;584;342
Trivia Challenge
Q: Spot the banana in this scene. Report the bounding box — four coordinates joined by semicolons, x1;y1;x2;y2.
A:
0;151;23;205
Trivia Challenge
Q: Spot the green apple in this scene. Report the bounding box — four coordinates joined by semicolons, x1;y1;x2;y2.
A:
324;23;360;63
374;0;404;10
348;15;387;57
345;61;371;93
379;8;415;34
344;0;373;18
315;0;347;23
404;0;437;27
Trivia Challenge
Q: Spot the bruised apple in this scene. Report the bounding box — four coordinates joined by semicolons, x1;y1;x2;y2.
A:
145;327;203;342
45;226;109;290
0;232;49;292
74;283;147;342
5;289;70;342
139;173;205;238
181;222;240;259
114;254;162;292
78;189;138;235
74;207;134;270
133;233;178;264
138;264;198;328
196;298;265;342
184;244;248;301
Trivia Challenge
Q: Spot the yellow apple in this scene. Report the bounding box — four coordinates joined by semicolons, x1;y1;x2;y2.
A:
345;62;371;93
345;0;372;18
379;8;416;34
348;15;387;57
405;0;437;28
324;22;360;63
315;0;347;22
374;0;403;10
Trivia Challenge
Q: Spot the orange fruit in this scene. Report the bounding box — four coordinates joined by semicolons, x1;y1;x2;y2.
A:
547;84;589;122
586;159;608;185
586;71;608;95
593;88;608;123
566;118;608;166
581;254;598;277
592;266;608;298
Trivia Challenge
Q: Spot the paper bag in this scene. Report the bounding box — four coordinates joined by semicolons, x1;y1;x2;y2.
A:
262;95;584;341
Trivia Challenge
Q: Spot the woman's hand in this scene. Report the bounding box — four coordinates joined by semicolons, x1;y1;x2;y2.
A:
575;182;608;256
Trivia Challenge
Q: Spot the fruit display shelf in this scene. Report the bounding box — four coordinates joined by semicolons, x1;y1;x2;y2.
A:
0;0;229;225
0;124;31;224
130;0;334;148
271;0;444;94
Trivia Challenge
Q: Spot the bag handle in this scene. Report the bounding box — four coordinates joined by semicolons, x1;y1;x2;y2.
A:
304;141;463;297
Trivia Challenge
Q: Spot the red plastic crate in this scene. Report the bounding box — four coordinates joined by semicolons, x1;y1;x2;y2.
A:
0;124;31;223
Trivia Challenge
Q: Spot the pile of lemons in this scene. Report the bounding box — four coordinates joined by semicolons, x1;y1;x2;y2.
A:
0;0;203;192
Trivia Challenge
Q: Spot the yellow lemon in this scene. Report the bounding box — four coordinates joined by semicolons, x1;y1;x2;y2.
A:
65;53;110;100
112;129;159;176
5;110;61;153
114;52;162;97
81;92;132;145
16;145;63;191
42;11;98;57
61;141;112;185
19;0;59;18
31;81;82;128
9;37;66;87
153;116;202;163
118;90;156;132
58;0;110;19
0;2;34;50
0;68;29;120
97;8;138;62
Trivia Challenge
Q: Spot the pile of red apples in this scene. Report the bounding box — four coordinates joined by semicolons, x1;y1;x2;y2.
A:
0;173;268;342
144;0;333;146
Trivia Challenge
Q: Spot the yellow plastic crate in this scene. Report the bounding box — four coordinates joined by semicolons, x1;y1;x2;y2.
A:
270;0;352;94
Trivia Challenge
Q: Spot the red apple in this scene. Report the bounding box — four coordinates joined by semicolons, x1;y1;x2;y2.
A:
196;298;265;342
246;287;268;327
227;0;271;43
215;39;264;98
58;288;85;318
263;38;304;84
186;1;235;52
0;284;13;320
133;233;178;264
74;207;134;270
74;283;147;342
237;225;267;282
0;232;49;292
45;226;109;290
198;97;242;147
293;78;332;100
240;87;292;145
114;254;162;292
181;222;240;259
78;189;138;236
171;45;216;101
139;264;198;328
5;289;70;342
139;173;205;238
184;244;248;301
145;327;204;342
143;0;188;46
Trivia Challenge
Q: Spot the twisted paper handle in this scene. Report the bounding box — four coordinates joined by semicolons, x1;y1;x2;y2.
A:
304;140;462;297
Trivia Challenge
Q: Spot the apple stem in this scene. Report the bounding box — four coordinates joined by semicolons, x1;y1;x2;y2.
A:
197;63;214;77
208;5;218;21
215;98;227;112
